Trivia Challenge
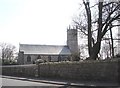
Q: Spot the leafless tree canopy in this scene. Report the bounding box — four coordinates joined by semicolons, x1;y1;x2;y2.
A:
73;0;120;60
0;43;16;61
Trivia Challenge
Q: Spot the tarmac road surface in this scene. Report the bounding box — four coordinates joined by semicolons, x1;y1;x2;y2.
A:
1;77;63;87
1;76;120;88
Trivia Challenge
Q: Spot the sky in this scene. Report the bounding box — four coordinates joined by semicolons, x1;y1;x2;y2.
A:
0;0;81;50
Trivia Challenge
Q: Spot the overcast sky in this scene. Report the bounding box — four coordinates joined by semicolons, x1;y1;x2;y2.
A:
0;0;81;49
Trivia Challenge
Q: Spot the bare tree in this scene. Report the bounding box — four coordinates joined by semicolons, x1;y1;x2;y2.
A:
73;0;120;60
0;43;16;63
109;24;114;58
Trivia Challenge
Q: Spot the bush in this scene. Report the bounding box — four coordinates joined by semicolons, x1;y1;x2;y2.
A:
2;59;18;65
72;55;80;61
115;54;120;58
35;59;45;65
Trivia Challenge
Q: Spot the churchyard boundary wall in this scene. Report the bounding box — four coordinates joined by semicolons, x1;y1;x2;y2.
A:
2;58;120;84
2;64;38;77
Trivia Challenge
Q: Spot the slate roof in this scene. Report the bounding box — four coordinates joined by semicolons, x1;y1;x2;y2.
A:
19;44;71;55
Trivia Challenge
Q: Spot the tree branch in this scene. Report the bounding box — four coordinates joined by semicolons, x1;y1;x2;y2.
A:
103;2;113;7
102;3;120;28
102;14;120;38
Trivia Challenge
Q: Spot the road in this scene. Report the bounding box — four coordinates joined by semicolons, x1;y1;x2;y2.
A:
1;77;120;88
1;77;63;87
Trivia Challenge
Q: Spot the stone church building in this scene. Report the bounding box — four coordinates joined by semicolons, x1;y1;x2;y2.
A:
18;27;79;64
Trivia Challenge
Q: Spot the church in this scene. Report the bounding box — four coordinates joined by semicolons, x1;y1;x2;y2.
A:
18;27;79;64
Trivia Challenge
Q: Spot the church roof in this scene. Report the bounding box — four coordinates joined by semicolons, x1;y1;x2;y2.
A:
19;44;71;55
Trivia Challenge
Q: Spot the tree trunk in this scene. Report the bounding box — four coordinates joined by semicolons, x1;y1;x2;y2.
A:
83;0;92;57
90;40;102;60
90;1;103;60
110;24;114;58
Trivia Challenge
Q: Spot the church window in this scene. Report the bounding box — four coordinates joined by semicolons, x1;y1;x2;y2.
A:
37;55;41;59
48;55;51;61
27;55;31;62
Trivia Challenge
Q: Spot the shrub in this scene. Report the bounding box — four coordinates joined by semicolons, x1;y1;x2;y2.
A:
115;54;120;58
35;59;44;65
2;59;18;65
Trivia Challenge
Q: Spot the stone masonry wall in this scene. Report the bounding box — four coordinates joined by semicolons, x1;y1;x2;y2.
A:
38;60;119;83
2;64;38;77
2;59;120;83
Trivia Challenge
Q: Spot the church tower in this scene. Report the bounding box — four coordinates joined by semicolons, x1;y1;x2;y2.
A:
67;26;79;61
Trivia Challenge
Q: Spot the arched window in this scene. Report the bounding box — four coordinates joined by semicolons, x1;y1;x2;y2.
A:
27;55;31;62
48;55;51;62
37;55;41;59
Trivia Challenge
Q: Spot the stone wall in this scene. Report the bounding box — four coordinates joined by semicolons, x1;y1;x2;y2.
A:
18;52;24;65
2;59;120;83
18;54;71;65
2;64;38;77
38;60;119;83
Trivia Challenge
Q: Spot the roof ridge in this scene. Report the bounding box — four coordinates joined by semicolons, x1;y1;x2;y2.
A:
20;44;68;47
